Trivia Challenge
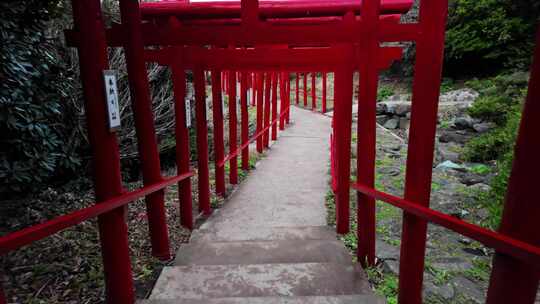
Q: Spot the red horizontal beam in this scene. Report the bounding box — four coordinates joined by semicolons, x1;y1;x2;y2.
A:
351;182;540;268
144;46;402;71
140;0;414;20
65;19;419;48
218;106;290;168
0;172;194;255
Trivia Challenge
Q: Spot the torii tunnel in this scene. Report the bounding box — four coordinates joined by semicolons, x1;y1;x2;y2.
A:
1;0;540;303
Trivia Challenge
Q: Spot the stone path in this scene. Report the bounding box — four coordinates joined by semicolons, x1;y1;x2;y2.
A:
141;106;383;304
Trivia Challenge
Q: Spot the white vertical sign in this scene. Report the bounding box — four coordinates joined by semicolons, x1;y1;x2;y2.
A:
103;70;121;132
185;98;192;128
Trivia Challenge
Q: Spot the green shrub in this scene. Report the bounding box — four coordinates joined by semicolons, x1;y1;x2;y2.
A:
463;73;528;229
445;0;539;73
377;86;394;102
0;1;81;194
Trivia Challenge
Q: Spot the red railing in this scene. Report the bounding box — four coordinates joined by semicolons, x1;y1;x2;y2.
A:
3;0;540;303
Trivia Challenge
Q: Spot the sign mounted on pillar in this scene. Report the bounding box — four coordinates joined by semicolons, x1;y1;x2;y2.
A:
185;99;192;128
103;70;121;132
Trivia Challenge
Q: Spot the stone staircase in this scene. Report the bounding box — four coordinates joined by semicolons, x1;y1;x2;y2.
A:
140;107;384;304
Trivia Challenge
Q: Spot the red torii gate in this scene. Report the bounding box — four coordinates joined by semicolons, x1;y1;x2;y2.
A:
1;0;540;304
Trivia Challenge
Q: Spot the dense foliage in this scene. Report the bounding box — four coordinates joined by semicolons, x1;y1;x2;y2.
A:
463;73;529;228
0;1;83;194
445;0;539;74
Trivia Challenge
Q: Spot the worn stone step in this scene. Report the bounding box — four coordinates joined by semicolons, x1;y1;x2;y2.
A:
150;263;372;300
139;295;385;304
175;240;353;266
190;226;337;243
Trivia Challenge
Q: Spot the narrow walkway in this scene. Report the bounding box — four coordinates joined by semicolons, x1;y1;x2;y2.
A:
143;107;383;304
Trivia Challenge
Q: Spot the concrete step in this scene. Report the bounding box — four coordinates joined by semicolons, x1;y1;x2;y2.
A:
190;226;337;243
175;240;353;266
150;263;372;300
139;295;385;304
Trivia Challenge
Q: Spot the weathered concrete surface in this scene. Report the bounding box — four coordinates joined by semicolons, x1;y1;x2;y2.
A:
150;263;371;299
190;226;336;243
200;108;331;234
175;240;353;266
146;107;381;303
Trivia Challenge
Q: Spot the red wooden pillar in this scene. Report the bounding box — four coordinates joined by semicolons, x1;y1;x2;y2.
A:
240;72;250;170
285;73;291;124
279;72;286;130
211;70;226;196
485;28;540;304
194;68;211;215
171;64;193;230
251;72;257;106
333;62;354;234
312;72;317;111
397;0;448;301
229;70;239;184
256;72;264;153
303;72;308;107
263;72;272;148
322;72;327;113
72;0;134;302
119;0;170;260
296;72;300;104
271;72;278;140
355;0;380;268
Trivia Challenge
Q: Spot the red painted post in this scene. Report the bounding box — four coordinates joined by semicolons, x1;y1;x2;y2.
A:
72;0;134;302
322;72;327;113
240;72;250;170
251;72;257;106
256;72;264;153
333;62;354;234
211;70;226;196
303;72;308;107
397;0;448;301
296;72;300;104
263;72;272;148
485;28;540;304
229;70;239;184
355;0;380;268
171;63;194;230
312;72;317;111
271;72;278;140
119;0;170;260
279;72;286;130
285;73;291;124
194;68;211;215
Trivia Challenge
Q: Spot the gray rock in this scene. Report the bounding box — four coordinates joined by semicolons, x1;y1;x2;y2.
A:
454;115;474;129
384;118;400;129
395;103;411;116
376;239;400;260
376;103;387;115
436;143;461;163
460;173;486;186
436;160;464;171
450;276;485;304
473;122;495;133
423;280;455;301
468;183;491;192
382;259;400;275
385;103;397;115
376;115;389;125
399;117;410;129
439;131;469;144
432;257;473;272
440;89;480;103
